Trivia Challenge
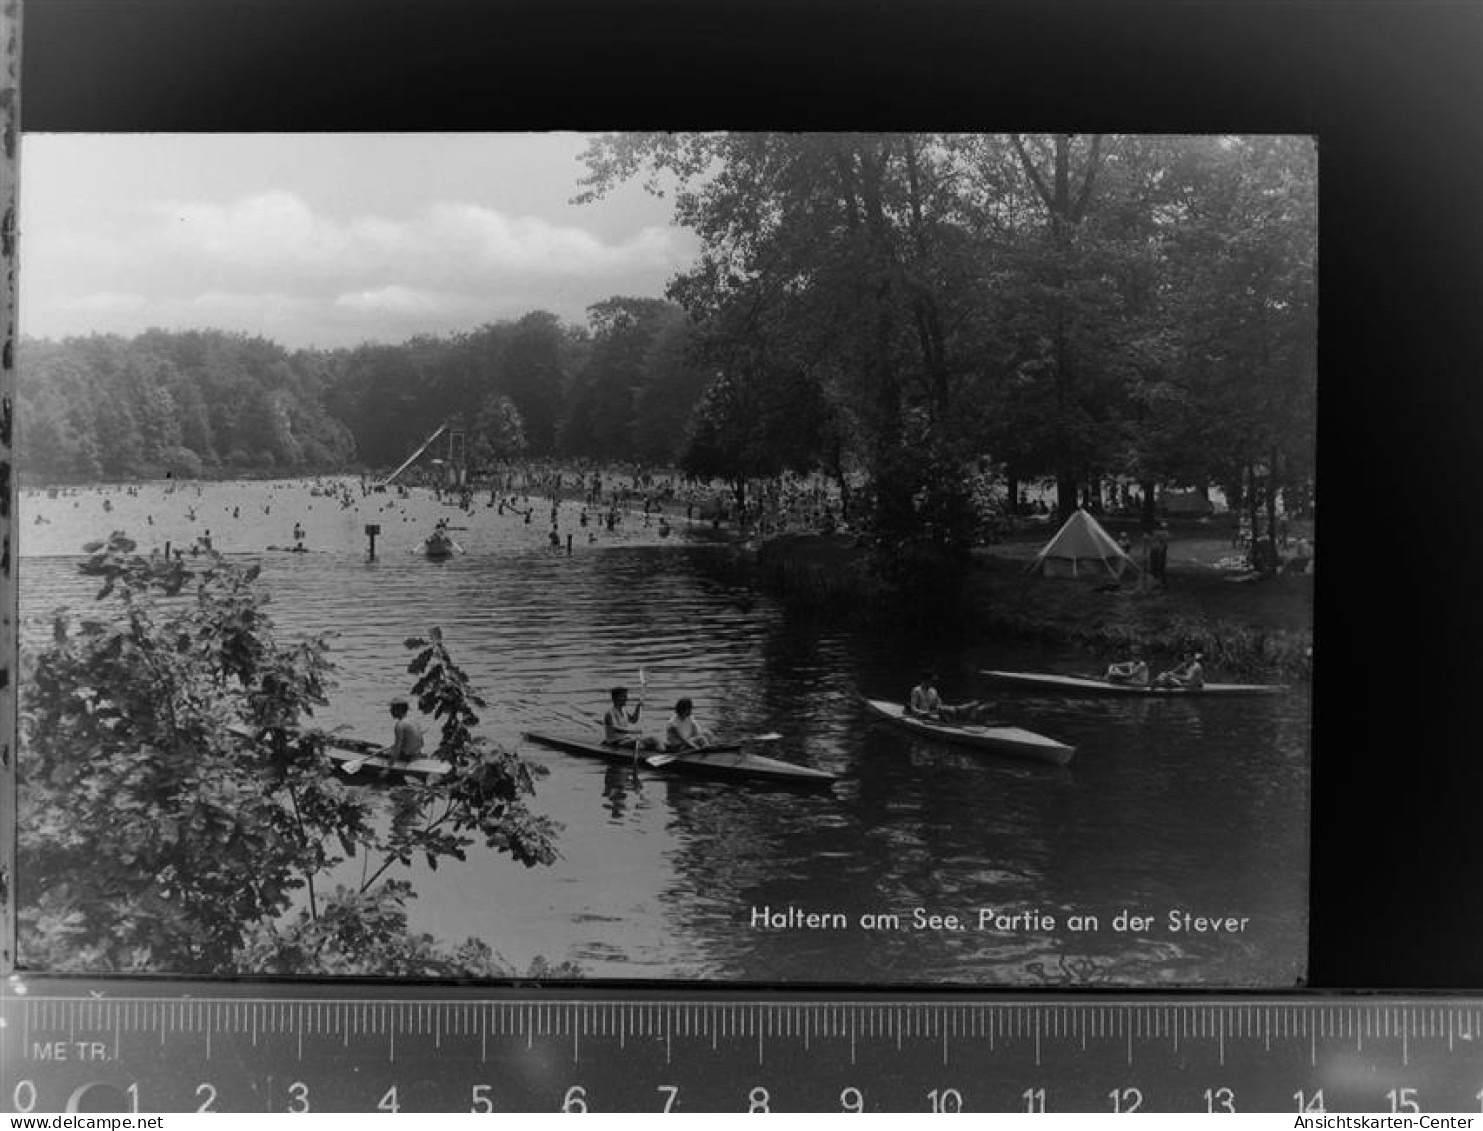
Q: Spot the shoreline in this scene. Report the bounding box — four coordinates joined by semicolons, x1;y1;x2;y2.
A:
757;533;1314;680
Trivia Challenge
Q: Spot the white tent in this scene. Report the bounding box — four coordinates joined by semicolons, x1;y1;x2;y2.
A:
1024;508;1140;579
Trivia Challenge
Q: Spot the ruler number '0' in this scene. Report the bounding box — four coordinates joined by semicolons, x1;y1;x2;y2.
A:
12;1082;38;1113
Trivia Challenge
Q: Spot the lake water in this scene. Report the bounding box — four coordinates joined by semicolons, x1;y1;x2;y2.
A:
19;479;1311;987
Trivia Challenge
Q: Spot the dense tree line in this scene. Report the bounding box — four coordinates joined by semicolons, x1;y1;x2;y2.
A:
18;300;719;483
19;329;358;482
20;135;1315;564
579;133;1316;552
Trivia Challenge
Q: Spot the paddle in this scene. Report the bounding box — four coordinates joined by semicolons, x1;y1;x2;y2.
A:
341;749;382;775
341;733;392;774
631;667;647;767
646;732;784;767
911;706;1007;730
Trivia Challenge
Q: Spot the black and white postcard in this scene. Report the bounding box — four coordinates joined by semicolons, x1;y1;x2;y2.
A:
10;131;1316;987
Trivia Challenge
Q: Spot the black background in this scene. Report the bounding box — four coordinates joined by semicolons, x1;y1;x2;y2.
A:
16;0;1483;990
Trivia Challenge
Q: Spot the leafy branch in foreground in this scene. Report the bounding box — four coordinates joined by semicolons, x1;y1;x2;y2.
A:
20;531;569;978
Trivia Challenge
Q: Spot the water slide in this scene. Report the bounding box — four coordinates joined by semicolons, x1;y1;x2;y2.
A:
376;423;449;487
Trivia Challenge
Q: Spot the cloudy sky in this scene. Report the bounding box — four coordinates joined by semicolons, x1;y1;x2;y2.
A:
19;133;698;350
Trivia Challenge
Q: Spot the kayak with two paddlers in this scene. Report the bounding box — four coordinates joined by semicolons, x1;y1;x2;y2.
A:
981;669;1287;696
522;731;838;788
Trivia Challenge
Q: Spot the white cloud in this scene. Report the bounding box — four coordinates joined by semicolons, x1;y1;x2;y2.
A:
333;285;443;314
19;136;700;348
421;203;681;274
161;192;331;267
153;191;690;286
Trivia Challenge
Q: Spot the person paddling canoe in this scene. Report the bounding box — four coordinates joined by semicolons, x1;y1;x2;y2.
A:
1154;651;1206;689
908;671;993;723
383;696;425;764
1104;646;1151;686
663;697;711;752
603;685;660;751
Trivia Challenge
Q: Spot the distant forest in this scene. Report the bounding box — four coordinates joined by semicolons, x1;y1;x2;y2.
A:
18;296;714;483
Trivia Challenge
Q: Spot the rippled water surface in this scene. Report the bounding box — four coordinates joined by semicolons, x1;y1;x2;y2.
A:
20;480;1311;986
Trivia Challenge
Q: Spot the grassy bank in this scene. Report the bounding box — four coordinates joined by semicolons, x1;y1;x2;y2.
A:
755;526;1314;680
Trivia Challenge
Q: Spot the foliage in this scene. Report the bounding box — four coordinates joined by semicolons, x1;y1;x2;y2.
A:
472;394;528;464
555;297;709;462
680;361;830;509
20;135;1315;552
18;330;357;482
575;131;1315;545
19;533;563;976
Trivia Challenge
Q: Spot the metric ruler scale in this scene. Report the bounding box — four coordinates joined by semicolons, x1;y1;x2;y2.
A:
4;985;1481;1114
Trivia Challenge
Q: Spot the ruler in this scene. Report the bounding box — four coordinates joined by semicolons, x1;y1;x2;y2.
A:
3;980;1481;1113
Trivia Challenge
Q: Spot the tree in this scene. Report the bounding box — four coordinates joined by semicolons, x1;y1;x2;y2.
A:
19;329;360;481
558;297;680;461
681;360;829;513
19;533;563;975
1111;136;1316;539
983;134;1145;519
497;311;575;456
472;393;528;464
630;310;713;466
580;134;1054;560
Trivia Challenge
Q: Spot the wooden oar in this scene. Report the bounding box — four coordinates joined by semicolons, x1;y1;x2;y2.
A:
647;732;783;767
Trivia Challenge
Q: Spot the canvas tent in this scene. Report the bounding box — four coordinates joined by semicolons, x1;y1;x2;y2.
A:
1024;508;1140;579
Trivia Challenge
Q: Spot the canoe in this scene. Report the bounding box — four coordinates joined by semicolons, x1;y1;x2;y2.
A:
228;724;451;782
981;669;1288;697
322;734;451;782
523;731;838;788
862;699;1075;766
422;536;461;559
